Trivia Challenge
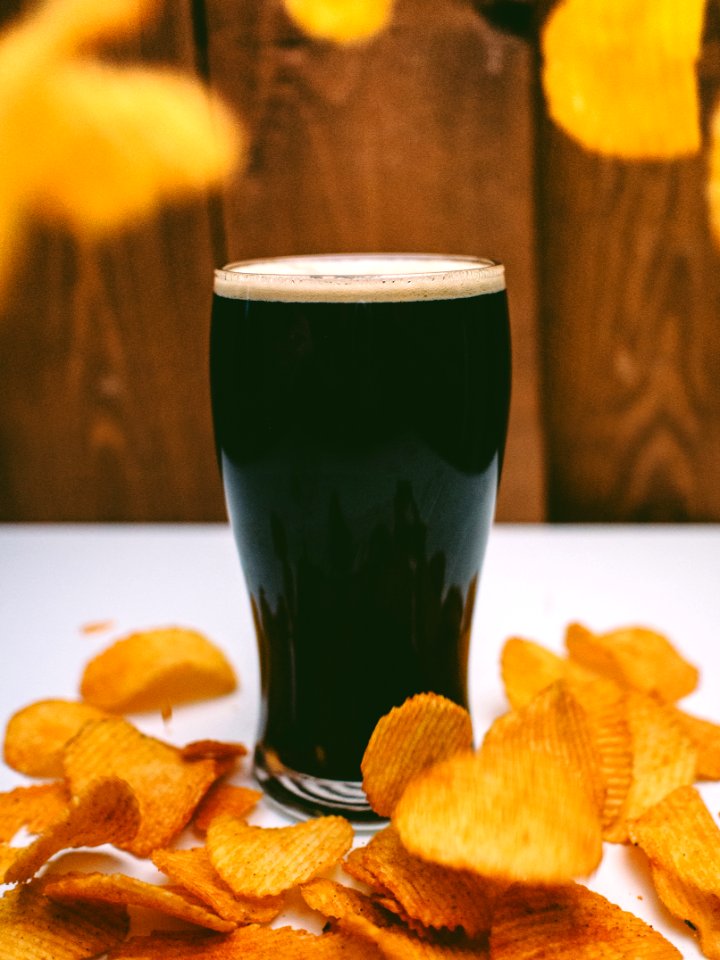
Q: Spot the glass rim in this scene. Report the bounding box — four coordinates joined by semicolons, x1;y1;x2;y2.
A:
213;253;505;302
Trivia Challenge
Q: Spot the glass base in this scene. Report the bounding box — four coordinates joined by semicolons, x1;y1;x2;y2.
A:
254;744;386;828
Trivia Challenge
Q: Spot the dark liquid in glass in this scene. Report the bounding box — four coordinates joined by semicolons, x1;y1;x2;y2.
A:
210;278;510;814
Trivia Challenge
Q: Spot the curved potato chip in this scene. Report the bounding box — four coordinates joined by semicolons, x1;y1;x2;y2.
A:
283;0;393;44
207;814;353;898
361;693;473;817
301;877;396;929
63;716;218;857
344;826;501;938
0;883;128;960
152;847;284;924
2;776;140;884
42;871;234;932
565;622;698;703
79;626;237;713
193;783;262;834
4;698;106;778
0;781;70;842
490;882;681;958
670;707;720;780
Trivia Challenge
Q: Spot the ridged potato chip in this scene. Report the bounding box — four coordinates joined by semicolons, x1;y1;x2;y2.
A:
2;776;140;884
565;623;698;703
3;698;106;778
79;626;237;713
345;825;501;938
152;847;284;925
63;716;219;857
207;814;353;898
490;882;681;958
42;871;234;932
361;693;474;817
193;782;263;833
0;781;70;842
301;877;397;929
670;707;720;780
0;882;129;960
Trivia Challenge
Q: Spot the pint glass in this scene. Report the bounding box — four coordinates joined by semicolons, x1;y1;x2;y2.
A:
210;254;511;821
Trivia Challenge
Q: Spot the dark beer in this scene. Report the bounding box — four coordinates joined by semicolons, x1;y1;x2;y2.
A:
210;255;511;819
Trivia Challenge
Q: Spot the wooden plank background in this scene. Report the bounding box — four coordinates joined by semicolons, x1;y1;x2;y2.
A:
0;0;718;523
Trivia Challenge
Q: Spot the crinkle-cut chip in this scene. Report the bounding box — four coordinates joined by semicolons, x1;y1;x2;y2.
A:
586;694;634;838
346;826;501;938
300;877;398;929
0;781;70;842
63;716;218;857
79;626;237;713
373;928;490;958
41;871;235;933
605;692;697;844
2;776;140;884
283;0;394;45
541;0;703;159
395;740;602;884
628;784;720;956
489;882;681;959
482;681;605;820
0;882;129;960
670;707;720;780
565;622;699;703
107;924;381;958
3;698;106;778
207;813;353;898
152;847;284;924
193;783;262;834
361;693;474;817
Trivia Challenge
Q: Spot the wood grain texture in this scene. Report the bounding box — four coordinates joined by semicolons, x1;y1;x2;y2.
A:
536;9;720;521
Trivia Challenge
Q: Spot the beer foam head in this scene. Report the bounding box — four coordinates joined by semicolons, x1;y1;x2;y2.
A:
214;254;505;302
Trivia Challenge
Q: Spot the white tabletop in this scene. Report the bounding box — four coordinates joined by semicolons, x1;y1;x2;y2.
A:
1;523;719;952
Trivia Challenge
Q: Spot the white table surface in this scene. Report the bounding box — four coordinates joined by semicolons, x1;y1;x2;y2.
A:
1;522;719;953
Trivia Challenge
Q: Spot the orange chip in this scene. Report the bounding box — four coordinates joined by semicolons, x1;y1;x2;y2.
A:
63;716;219;857
670;707;720;780
395;686;603;883
490;882;681;959
345;826;501;938
79;626;237;713
629;785;720;957
542;0;703;160
152;847;284;925
0;882;129;960
585;693;634;839
283;0;394;45
42;871;235;933
193;782;262;833
181;740;247;764
605;692;696;844
361;693;474;818
206;813;353;898
107;924;380;958
2;776;140;884
0;781;70;843
3;698;106;778
301;876;396;927
565;623;698;703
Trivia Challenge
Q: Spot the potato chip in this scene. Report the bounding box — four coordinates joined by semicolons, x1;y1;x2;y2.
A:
605;692;696;844
192;782;262;833
586;693;634;838
3;698;106;778
180;740;247;764
0;882;129;960
361;693;474;817
490;882;681;958
0;781;70;842
345;826;501;938
670;707;720;780
152;847;284;924
2;776;140;884
79;626;237;713
394;689;603;882
629;785;720;957
565;623;698;703
301;876;396;926
283;0;393;45
207;814;353;898
542;0;703;159
63;716;219;857
42;871;235;932
107;924;380;958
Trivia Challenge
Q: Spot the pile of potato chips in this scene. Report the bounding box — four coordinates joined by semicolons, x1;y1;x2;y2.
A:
2;619;720;958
